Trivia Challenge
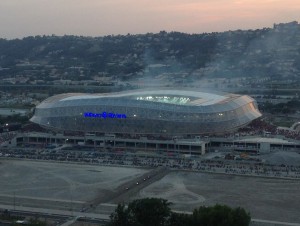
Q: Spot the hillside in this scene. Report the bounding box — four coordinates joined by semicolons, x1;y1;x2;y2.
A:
0;21;300;88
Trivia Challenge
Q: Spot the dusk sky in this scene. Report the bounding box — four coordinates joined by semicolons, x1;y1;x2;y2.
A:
1;0;300;39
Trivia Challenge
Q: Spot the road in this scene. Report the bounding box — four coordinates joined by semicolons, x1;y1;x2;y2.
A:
86;166;169;211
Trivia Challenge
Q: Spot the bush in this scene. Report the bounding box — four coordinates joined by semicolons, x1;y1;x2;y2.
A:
108;199;251;226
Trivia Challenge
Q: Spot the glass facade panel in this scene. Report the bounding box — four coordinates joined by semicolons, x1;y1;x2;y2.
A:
31;90;262;135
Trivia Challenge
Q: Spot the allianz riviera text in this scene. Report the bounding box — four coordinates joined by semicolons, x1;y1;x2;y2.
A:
84;112;127;119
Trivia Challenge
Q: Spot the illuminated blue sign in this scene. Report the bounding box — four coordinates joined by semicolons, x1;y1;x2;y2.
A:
84;112;126;119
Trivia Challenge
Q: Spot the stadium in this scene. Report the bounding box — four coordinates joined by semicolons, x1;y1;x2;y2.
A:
30;88;262;136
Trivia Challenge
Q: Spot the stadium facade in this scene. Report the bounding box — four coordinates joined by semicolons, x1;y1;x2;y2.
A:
30;89;262;135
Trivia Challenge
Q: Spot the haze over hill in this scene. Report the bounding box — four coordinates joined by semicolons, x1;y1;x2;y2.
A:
0;21;300;88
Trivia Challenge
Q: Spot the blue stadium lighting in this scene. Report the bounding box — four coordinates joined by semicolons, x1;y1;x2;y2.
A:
84;112;127;119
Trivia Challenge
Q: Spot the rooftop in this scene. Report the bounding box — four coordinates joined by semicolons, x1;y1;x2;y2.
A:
49;89;240;106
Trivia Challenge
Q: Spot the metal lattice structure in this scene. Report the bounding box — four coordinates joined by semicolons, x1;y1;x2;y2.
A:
30;88;262;135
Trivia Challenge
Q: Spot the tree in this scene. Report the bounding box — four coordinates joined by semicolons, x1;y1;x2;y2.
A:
109;198;171;226
109;199;251;226
26;218;47;226
108;203;129;226
231;207;251;226
168;212;191;226
191;204;251;226
127;198;171;226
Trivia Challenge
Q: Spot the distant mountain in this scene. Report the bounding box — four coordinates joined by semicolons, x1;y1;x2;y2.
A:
0;21;300;86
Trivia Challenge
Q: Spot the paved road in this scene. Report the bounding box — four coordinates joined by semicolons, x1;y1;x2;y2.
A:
111;166;169;204
0;203;110;220
86;166;169;211
251;218;300;226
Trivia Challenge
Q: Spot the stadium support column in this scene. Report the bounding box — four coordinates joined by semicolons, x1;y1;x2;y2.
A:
11;136;17;146
201;143;206;155
260;142;271;153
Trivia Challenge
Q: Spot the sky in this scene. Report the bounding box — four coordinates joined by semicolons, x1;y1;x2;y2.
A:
0;0;300;39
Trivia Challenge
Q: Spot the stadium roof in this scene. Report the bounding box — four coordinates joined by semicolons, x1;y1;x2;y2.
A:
48;89;238;106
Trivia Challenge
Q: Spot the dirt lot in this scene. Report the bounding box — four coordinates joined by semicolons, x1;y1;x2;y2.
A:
134;171;300;223
1;159;299;224
0;160;149;210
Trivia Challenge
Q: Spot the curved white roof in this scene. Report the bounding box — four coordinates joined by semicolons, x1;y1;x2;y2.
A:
53;89;235;106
